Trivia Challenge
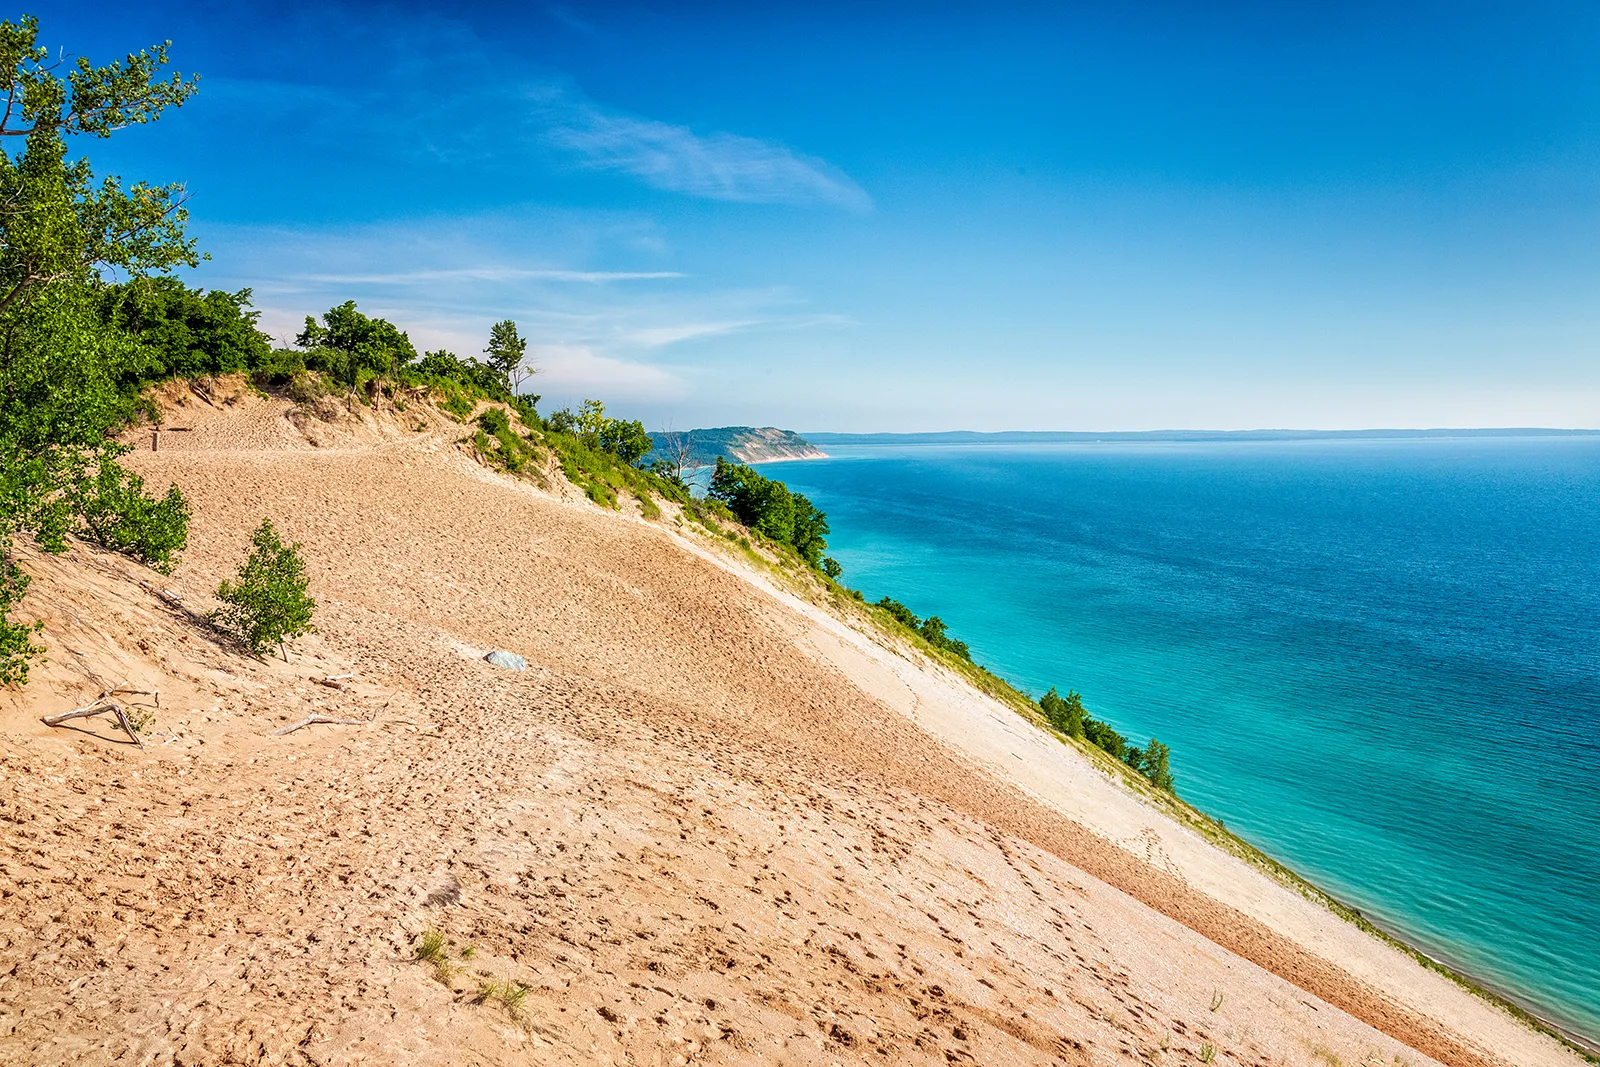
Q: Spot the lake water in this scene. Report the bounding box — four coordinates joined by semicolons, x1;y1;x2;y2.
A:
757;436;1600;1043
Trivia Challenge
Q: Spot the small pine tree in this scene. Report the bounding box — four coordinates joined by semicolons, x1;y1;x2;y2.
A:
484;319;528;393
1142;738;1175;792
211;519;317;659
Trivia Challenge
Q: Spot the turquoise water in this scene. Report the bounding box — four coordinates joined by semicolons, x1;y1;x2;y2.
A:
758;437;1600;1043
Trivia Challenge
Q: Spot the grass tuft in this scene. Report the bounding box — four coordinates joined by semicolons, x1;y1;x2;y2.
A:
475;977;532;1019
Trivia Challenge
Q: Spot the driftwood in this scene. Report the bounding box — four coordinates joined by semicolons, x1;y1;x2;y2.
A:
314;674;354;691
41;687;156;748
272;714;364;736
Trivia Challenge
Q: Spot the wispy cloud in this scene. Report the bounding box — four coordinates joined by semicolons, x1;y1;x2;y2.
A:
547;101;873;211
624;321;756;347
302;268;685;285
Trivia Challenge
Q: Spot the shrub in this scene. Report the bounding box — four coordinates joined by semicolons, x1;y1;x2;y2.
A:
821;557;843;580
211;519;317;659
73;455;190;574
0;558;43;687
477;408;510;435
1083;716;1127;761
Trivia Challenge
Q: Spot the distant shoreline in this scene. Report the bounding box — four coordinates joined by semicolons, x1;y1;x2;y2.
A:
803;427;1600;445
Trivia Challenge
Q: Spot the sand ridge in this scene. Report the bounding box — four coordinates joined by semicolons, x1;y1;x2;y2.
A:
0;385;1576;1066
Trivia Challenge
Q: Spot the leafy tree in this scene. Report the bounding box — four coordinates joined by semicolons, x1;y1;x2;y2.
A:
211;519;317;659
296;300;417;389
600;416;652;466
0;16;199;685
876;596;919;629
574;398;610;442
1083;716;1128;761
483;319;529;393
708;457;831;564
790;493;830;565
821;557;842;580
97;276;270;382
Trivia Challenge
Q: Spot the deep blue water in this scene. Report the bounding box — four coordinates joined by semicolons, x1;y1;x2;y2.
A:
758;437;1600;1042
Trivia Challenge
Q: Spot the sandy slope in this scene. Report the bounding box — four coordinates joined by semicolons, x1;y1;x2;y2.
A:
0;385;1578;1066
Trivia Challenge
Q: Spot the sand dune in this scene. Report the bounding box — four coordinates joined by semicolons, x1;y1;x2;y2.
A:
0;384;1578;1066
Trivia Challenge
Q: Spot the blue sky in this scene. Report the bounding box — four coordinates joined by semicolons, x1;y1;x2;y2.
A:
40;0;1600;430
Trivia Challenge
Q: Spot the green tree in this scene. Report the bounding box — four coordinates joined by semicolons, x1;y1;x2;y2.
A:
296;300;417;390
211;519;317;659
97;276;270;382
708;457;832;565
0;557;42;685
0;16;199;685
600;417;652;466
1040;686;1086;738
1141;738;1175;792
820;557;842;580
484;319;529;393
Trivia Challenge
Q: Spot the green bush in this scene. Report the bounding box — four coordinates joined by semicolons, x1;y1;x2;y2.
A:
0;558;43;687
872;597;973;661
474;408;537;474
73;454;190;574
211;519;317;659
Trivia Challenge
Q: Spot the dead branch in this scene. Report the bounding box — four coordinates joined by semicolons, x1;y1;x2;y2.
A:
41;695;146;748
272;715;364;736
41;699;118;726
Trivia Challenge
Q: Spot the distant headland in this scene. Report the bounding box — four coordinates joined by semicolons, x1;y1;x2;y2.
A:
648;426;827;465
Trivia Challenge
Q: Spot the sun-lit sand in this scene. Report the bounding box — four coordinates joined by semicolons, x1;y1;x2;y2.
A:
0;381;1580;1066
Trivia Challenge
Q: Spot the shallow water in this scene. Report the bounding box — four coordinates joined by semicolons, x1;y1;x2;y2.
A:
759;436;1600;1042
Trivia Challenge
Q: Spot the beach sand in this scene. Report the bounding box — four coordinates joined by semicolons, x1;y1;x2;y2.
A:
0;383;1580;1066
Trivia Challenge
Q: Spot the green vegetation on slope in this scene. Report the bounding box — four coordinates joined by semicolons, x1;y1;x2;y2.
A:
0;16;202;685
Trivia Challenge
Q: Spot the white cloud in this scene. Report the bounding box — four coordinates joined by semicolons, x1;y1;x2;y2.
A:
528;343;687;401
547;103;872;211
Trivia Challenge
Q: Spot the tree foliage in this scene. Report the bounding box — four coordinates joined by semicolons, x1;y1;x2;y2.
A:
0;16;199;685
707;457;831;566
548;399;651;466
0;556;41;686
873;595;973;661
296;300;417;388
1039;686;1085;738
211;519;317;659
1037;683;1177;792
97;276;269;381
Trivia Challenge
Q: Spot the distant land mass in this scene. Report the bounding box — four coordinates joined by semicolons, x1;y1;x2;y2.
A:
805;428;1600;445
647;426;827;465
